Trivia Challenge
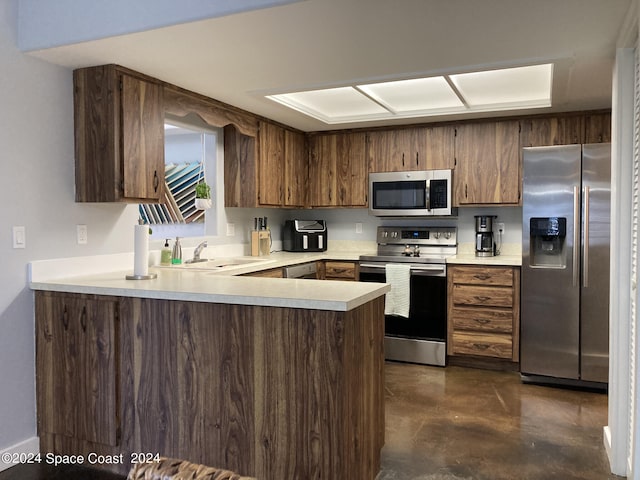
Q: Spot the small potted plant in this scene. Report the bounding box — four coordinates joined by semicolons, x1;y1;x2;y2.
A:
194;181;212;210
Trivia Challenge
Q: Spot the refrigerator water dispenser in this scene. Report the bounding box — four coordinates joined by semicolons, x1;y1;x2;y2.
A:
529;217;567;268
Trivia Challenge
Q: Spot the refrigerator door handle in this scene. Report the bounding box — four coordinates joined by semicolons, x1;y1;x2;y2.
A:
583;185;590;288
573;185;580;287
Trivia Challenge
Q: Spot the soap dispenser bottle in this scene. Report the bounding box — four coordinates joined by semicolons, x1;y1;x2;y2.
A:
161;239;172;265
171;237;182;265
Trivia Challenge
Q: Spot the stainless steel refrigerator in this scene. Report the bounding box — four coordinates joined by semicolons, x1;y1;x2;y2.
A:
521;143;610;385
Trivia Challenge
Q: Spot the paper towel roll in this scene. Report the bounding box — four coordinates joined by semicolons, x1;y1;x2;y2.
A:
133;225;149;277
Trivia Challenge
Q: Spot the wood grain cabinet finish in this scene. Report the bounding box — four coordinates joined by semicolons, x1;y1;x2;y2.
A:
369;125;455;172
225;121;307;207
322;261;360;281
447;265;520;362
308;131;368;207
35;292;384;480
521;112;611;147
36;292;120;447
242;267;284;278
453;120;521;206
74;65;165;203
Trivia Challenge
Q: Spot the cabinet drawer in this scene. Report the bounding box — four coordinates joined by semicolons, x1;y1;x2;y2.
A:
325;261;358;280
450;306;513;333
451;266;513;286
451;284;513;308
244;267;283;278
452;332;513;359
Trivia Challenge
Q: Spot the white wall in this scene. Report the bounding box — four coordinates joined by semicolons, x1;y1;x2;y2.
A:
0;0;142;462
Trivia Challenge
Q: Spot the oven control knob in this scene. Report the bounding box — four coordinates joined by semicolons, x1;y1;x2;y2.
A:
445;232;452;239
433;232;441;239
403;245;412;256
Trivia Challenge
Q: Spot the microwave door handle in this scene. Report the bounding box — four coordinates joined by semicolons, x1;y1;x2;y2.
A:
425;181;431;211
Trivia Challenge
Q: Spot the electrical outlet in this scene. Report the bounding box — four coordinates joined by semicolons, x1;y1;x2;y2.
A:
13;226;26;249
496;222;505;235
355;222;363;234
226;223;235;236
77;224;88;244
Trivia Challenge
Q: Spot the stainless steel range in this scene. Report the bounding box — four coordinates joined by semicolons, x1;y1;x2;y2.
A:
359;226;457;366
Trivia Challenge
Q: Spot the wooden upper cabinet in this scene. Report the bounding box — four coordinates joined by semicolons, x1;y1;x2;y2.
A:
225;121;306;208
74;65;165;203
520;116;583;147
454;120;521;206
521;112;610;147
416;125;455;169
309;131;367;207
368;126;454;172
258;121;284;206
284;129;307;207
584;112;611;144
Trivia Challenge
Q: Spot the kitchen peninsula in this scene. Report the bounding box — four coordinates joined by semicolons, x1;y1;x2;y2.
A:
30;262;389;479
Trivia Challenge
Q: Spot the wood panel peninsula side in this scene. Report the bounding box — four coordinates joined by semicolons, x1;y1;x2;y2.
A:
33;275;386;480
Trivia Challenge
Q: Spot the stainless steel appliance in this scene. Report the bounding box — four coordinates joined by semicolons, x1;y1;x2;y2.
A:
359;226;457;366
368;169;457;217
475;215;496;257
283;262;317;279
521;143;610;387
282;220;327;252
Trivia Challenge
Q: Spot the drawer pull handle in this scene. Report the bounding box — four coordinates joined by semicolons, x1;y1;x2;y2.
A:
474;318;491;325
474;344;489;350
474;296;491;303
474;274;491;281
62;306;69;330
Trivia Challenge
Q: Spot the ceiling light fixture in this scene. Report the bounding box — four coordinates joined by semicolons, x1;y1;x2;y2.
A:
266;63;553;124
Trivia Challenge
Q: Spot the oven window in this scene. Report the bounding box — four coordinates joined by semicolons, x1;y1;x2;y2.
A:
360;270;447;342
372;180;427;209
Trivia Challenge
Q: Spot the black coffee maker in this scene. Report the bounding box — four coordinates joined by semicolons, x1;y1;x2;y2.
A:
475;215;497;257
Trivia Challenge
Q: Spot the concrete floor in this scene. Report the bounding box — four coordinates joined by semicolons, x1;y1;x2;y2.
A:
380;362;621;480
0;363;621;480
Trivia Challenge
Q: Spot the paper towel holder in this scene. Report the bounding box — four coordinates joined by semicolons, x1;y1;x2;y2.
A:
126;273;157;280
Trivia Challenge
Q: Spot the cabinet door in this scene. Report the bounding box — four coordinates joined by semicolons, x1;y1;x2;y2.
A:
368;129;414;172
258;121;284;206
415;125;455;170
337;132;368;206
584;112;611;144
520;116;584;147
36;292;119;446
454;120;520;205
284;129;307;207
309;132;368;207
121;74;165;202
309;134;336;206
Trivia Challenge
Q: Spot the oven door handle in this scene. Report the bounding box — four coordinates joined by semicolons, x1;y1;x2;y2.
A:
359;263;446;277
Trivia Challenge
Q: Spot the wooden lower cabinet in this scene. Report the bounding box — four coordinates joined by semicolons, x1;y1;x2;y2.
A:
242;267;283;277
447;265;520;364
35;291;384;479
321;260;359;281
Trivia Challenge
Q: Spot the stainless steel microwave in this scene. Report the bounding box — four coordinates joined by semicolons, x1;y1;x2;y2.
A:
368;169;456;217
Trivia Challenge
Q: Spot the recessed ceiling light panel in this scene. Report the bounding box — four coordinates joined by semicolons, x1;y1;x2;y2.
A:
268;87;388;123
266;63;554;124
358;77;465;113
450;64;553;108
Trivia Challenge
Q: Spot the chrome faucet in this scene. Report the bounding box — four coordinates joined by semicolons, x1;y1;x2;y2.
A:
190;240;208;263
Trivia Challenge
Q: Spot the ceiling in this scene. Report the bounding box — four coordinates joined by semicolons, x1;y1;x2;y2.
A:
26;0;631;132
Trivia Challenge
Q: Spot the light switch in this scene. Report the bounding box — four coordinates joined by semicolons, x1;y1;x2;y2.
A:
355;222;363;234
226;223;235;236
13;226;25;249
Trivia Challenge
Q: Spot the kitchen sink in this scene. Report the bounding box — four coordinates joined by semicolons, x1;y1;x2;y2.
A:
158;256;274;271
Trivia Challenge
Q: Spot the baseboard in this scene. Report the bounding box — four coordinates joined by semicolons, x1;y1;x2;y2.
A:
0;436;39;472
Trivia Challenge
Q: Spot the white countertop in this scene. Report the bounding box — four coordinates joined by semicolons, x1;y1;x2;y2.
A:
29;245;522;311
29;250;388;312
